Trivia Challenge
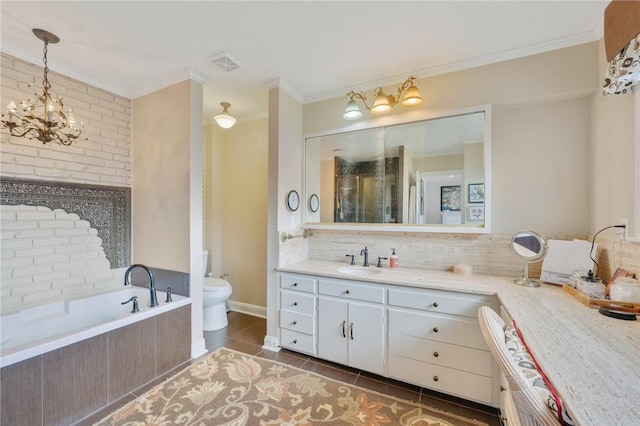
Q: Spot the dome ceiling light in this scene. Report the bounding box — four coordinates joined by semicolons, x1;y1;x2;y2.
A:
214;102;236;129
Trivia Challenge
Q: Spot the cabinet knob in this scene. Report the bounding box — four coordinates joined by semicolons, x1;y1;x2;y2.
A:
432;302;439;308
433;327;439;333
500;385;506;392
293;283;298;287
292;320;297;325
433;351;439;357
293;302;298;306
293;339;298;344
345;289;350;295
433;375;439;382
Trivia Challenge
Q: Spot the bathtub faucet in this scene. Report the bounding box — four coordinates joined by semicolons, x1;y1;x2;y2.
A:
124;264;159;308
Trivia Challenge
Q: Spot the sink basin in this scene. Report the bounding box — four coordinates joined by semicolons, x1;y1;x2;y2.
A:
338;266;382;276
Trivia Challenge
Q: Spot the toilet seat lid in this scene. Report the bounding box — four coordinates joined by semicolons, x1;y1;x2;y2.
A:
203;277;231;291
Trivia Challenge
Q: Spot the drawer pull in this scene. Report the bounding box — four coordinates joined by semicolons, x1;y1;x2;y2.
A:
433;375;439;382
293;283;298;287
433;327;439;333
293;339;298;344
342;320;346;338
293;302;298;306
350;322;354;340
292;320;297;325
433;351;439;357
432;302;439;308
500;385;506;392
345;290;351;295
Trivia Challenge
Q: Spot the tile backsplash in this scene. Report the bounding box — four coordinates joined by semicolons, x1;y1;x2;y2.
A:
303;230;639;281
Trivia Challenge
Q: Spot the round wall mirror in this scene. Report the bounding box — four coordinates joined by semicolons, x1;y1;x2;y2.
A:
510;231;547;287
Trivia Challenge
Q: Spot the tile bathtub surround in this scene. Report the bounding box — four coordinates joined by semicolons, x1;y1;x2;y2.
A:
306;230;591;277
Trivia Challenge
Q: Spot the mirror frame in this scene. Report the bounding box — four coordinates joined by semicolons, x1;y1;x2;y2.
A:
303;104;492;233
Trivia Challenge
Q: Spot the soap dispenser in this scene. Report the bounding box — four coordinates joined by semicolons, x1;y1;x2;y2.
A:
390;248;399;269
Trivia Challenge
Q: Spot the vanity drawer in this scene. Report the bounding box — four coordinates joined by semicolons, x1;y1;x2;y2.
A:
280;291;315;314
280;310;314;335
388;354;493;404
318;279;384;303
389;332;492;376
388;287;492;317
280;329;315;355
388;308;487;350
280;274;316;293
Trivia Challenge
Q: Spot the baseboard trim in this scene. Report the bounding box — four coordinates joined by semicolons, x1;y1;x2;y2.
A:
227;300;267;318
262;335;280;352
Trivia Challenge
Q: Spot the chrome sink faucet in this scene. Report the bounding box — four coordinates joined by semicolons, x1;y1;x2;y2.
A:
360;246;369;267
124;264;158;307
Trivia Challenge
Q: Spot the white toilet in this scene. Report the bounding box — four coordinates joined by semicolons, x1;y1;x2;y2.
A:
202;250;233;331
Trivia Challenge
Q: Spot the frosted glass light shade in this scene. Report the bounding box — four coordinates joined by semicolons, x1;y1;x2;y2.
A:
343;100;363;120
215;113;236;128
371;95;392;114
214;102;236;128
401;85;423;106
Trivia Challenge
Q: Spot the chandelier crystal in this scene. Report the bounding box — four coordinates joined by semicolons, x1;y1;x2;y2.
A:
343;76;423;120
1;29;85;145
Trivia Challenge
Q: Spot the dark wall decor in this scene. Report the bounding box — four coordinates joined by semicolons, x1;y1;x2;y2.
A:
0;177;131;268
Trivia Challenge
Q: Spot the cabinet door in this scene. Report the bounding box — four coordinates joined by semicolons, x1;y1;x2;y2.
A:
318;298;348;365
348;302;384;375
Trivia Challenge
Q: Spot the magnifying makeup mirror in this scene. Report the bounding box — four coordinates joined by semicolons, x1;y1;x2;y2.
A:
510;231;547;287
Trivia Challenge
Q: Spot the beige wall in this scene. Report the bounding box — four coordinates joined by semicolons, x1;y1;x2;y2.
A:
204;118;269;308
131;81;192;273
590;41;636;235
302;42;625;236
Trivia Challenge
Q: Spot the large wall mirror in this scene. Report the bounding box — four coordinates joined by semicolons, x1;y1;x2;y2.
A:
304;105;491;233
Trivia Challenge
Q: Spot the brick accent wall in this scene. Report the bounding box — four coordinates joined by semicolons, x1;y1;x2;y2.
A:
1;53;131;313
1;53;131;185
1;205;123;314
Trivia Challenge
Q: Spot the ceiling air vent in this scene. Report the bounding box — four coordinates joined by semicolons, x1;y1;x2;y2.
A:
208;51;242;72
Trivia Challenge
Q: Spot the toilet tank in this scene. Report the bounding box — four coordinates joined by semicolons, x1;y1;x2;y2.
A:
202;250;209;277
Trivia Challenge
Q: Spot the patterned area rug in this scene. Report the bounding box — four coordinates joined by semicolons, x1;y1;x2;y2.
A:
95;347;490;425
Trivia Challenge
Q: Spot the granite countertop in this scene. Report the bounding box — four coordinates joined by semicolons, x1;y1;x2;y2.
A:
278;259;640;425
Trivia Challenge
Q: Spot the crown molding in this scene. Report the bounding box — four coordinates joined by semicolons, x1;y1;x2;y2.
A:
263;77;304;104
304;30;601;104
130;68;210;99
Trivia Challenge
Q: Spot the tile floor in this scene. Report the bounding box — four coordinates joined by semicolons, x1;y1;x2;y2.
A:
79;311;501;425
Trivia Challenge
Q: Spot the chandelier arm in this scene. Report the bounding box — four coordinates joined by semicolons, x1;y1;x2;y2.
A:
348;91;373;110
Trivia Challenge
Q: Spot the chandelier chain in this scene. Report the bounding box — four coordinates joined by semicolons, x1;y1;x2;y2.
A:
42;39;51;94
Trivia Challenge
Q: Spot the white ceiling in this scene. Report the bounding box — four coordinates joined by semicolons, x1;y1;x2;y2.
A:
0;1;608;124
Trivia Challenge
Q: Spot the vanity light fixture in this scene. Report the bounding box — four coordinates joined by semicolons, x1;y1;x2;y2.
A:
1;29;85;145
343;75;423;120
214;102;236;129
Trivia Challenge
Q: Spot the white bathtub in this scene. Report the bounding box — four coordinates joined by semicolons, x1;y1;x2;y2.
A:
0;287;190;368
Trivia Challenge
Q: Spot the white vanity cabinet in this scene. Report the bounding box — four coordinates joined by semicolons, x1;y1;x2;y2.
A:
317;279;385;375
278;274;317;355
276;270;499;407
387;287;497;404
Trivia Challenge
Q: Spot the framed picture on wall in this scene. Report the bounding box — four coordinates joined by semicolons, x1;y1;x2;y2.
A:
440;185;461;211
468;183;484;203
468;205;484;221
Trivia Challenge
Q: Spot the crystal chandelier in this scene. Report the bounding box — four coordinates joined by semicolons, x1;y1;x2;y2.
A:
343;75;423;120
1;29;85;145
